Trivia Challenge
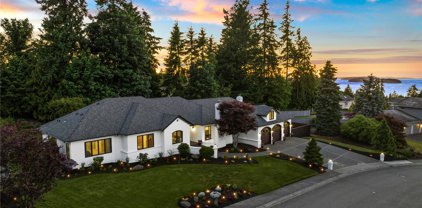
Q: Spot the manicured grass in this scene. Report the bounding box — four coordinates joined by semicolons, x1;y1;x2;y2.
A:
38;157;316;208
311;136;382;154
407;139;422;154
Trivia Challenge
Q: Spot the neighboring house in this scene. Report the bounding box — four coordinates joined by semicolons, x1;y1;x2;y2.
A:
339;95;354;110
40;96;292;168
383;97;422;135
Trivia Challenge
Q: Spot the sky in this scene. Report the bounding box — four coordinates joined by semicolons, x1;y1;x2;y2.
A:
1;0;422;78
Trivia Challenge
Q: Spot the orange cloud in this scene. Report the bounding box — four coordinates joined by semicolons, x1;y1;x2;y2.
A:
162;0;230;24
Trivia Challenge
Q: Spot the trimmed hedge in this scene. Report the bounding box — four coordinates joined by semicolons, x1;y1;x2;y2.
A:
340;114;379;145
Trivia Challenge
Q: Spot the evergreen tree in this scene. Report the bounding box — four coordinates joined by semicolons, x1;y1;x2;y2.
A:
407;84;419;97
353;74;385;117
0;18;34;117
343;84;354;97
290;28;318;110
303;138;323;166
140;9;162;97
255;0;279;77
264;75;292;110
315;61;342;136
279;0;295;80
185;30;219;99
30;0;88;119
216;0;254;96
372;119;397;154
162;22;186;96
388;90;402;99
184;27;198;68
86;0;151;98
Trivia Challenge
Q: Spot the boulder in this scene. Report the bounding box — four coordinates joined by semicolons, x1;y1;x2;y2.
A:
132;165;144;171
179;200;191;208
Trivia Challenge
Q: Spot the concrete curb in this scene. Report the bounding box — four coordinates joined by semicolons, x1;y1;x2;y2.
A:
231;160;422;208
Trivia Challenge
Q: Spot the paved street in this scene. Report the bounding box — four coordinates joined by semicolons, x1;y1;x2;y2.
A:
276;165;422;208
266;137;379;169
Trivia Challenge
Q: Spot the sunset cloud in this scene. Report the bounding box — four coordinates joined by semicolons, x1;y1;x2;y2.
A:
158;0;231;24
314;48;418;54
312;56;422;64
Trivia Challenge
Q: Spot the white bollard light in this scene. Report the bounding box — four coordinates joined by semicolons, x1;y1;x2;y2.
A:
327;159;334;170
213;145;218;159
380;153;385;162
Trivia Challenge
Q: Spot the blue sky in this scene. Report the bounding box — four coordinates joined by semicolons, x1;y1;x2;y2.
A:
1;0;421;77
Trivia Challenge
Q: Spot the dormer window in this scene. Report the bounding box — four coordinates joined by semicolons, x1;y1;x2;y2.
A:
268;111;275;120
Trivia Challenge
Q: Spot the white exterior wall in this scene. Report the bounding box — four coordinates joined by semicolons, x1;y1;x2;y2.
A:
340;101;353;110
162;118;191;156
405;122;422;135
123;131;163;163
68;135;123;168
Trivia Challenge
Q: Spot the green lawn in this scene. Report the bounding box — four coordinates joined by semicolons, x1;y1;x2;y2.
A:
311;136;382;154
38;157;316;208
407;139;422;154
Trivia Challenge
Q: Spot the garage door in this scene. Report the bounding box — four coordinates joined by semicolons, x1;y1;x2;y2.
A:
272;124;281;142
261;127;271;145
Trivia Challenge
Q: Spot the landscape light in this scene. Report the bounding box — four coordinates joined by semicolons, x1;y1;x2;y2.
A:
67;174;70;178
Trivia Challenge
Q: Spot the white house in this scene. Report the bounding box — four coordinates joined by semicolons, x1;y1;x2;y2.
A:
40;96;292;168
339;95;354;110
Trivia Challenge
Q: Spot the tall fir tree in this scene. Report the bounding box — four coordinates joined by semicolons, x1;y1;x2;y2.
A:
140;9;162;97
30;0;88;119
184;27;198;68
279;0;295;80
353;74;385;117
255;0;279;77
162;22;186;96
315;61;342;136
407;84;419;97
343;84;354;97
290;28;318;110
185;30;219;99
216;0;254;96
0;18;34;117
86;0;152;97
246;0;291;110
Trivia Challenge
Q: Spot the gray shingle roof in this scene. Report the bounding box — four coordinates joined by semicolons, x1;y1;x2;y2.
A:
40;96;291;142
383;109;419;123
397;107;422;121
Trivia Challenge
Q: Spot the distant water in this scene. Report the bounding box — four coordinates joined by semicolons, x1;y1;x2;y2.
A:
336;79;422;96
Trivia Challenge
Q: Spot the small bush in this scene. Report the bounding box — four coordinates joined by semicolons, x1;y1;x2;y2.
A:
340;114;379;145
177;143;191;158
199;146;214;159
303;139;323;166
92;157;104;170
397;147;415;158
138;153;148;164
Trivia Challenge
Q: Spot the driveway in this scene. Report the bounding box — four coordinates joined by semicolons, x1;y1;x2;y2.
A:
277;165;422;208
266;137;379;169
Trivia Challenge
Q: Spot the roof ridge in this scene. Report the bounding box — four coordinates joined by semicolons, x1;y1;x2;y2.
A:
118;102;138;134
396;108;419;120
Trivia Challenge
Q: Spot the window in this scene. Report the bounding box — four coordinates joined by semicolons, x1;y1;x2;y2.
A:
205;126;212;140
268;111;275;120
65;143;70;159
172;130;183;144
85;138;112;157
137;134;154;150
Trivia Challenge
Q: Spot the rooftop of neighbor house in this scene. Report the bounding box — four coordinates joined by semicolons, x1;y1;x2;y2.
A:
340;95;354;101
389;97;422;108
40;96;292;142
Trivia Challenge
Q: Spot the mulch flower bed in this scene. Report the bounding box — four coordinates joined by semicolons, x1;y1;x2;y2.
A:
269;152;326;173
63;155;258;179
178;184;255;208
218;143;266;153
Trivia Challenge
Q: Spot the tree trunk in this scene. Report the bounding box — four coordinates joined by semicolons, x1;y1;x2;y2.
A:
232;133;240;149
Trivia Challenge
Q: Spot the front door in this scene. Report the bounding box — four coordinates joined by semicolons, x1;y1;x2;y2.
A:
261;127;271;145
